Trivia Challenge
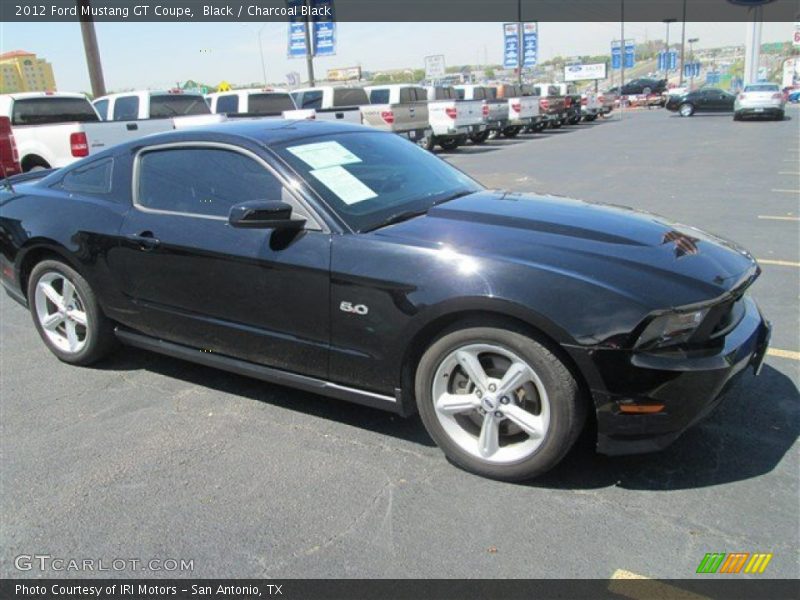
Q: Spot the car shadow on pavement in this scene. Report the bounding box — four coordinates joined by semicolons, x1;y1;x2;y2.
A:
528;364;799;491
96;347;437;447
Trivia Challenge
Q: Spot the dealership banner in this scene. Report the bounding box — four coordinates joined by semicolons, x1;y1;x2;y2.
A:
564;62;607;81
611;39;636;70
312;0;336;56
522;22;538;67
502;23;520;70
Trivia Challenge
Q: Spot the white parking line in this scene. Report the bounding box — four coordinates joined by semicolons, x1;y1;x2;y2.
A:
779;171;800;175
771;189;800;194
768;348;800;361
758;215;799;221
758;259;800;267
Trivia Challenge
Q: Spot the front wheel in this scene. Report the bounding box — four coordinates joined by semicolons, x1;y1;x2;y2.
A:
27;260;117;365
416;134;436;152
679;103;694;117
415;324;586;481
775;111;785;121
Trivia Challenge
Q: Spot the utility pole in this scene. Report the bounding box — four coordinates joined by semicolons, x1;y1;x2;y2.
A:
303;0;315;86
620;0;625;118
744;5;763;85
77;0;106;98
688;37;699;90
258;24;268;86
517;0;523;86
663;18;676;78
679;0;687;86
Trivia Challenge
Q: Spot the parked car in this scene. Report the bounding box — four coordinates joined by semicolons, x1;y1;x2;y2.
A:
423;86;485;151
734;83;786;121
788;89;800;104
206;88;314;120
553;83;582;125
362;84;432;146
290;86;368;124
0;92;175;172
494;83;539;137
598;89;617;116
93;89;225;128
665;88;736;116
580;93;602;121
0;120;771;481
0;116;21;178
532;84;567;128
620;78;668;96
454;85;509;144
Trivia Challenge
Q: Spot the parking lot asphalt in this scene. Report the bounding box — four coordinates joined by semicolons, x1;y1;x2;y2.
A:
1;107;798;580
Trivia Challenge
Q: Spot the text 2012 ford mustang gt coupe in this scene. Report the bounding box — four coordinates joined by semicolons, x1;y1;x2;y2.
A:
0;121;770;481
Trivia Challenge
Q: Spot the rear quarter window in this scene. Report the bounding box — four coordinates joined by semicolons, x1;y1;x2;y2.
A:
113;96;139;120
12;97;100;126
58;158;114;195
214;94;239;114
248;93;296;115
298;90;323;109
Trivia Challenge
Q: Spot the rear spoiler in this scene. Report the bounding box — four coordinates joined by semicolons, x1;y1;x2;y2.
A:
1;168;58;186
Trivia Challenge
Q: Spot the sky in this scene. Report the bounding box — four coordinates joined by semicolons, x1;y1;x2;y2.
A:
0;21;794;92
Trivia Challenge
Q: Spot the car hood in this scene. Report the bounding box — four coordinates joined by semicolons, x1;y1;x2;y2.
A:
372;190;758;309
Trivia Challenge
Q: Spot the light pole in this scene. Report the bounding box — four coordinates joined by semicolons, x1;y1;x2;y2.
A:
679;0;687;86
663;18;676;77
77;0;107;98
257;24;268;87
688;37;699;90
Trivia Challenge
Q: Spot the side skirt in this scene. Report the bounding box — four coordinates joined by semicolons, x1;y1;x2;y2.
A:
114;327;409;415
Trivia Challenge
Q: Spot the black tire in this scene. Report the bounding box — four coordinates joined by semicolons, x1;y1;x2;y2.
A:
775;111;784;121
27;259;117;366
415;323;587;481
502;126;521;138
551;119;562;129
22;156;50;173
679;103;694;117
416;134;436;152
733;112;742;121
438;138;460;151
469;131;490;144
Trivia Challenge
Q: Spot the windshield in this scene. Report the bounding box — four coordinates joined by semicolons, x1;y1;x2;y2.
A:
744;84;779;92
274;131;482;232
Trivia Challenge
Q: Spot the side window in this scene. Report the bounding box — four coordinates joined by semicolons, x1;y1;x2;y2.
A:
60;158;113;195
137;147;285;218
93;99;109;120
215;94;239;114
300;91;323;109
113;96;139;120
399;88;412;103
454;88;465;100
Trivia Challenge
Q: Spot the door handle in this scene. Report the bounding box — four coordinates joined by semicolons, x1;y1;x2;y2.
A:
126;123;138;131
126;231;160;251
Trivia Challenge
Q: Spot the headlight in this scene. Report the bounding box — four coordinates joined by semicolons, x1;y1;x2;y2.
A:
636;308;709;349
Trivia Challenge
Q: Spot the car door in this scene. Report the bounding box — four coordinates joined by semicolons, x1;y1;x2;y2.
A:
112;142;332;379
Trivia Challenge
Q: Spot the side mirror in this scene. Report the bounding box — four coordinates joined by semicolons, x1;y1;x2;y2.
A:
229;200;305;230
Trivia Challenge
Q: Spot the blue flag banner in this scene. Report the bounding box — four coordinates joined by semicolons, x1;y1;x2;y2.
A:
522;22;538;67
312;0;336;56
503;23;520;69
611;39;635;70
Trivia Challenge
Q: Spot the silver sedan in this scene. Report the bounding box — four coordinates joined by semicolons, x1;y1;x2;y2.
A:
734;83;786;121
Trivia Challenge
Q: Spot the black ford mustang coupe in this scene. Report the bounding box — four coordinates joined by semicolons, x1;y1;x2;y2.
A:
0;121;770;481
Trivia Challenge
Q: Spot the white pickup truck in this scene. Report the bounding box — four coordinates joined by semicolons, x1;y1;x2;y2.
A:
93;90;225;128
0;92;174;172
206;89;314;120
580;92;602;121
495;83;539;137
291;86;369;123
454;85;508;144
422;86;485;151
362;85;432;147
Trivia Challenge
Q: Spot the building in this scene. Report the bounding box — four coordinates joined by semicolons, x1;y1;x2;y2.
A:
0;50;57;94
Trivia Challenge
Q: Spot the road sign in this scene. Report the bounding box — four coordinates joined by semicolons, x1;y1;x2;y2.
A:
424;55;446;80
503;23;520;69
684;62;701;78
522;22;538;67
611;39;635;70
312;0;335;56
658;50;678;71
706;71;721;85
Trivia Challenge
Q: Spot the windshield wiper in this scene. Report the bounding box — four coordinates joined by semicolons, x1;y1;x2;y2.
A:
362;208;430;233
430;188;475;206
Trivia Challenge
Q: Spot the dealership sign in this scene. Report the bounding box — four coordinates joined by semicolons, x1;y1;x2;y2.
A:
522;22;538;67
611;39;635;70
425;54;446;79
564;63;607;81
503;23;520;69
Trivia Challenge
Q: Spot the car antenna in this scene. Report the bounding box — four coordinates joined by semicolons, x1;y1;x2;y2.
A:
0;160;15;194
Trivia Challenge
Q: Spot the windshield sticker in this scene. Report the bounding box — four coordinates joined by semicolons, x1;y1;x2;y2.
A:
286;141;362;170
310;166;377;205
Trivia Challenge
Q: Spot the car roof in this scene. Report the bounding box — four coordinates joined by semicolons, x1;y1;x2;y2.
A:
3;92;87;100
112;119;373;152
206;88;292;98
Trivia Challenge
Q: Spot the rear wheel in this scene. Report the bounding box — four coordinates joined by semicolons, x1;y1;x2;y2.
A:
416;134;436;152
733;112;742;121
415;324;586;481
27;260;117;365
469;131;490;144
438;138;460;151
502;126;521;138
679;103;694;117
775;110;785;121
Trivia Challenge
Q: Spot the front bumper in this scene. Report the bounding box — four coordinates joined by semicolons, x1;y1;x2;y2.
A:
574;296;770;455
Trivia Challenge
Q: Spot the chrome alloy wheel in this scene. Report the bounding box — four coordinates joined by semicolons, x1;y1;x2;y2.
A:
34;272;89;354
431;344;551;464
